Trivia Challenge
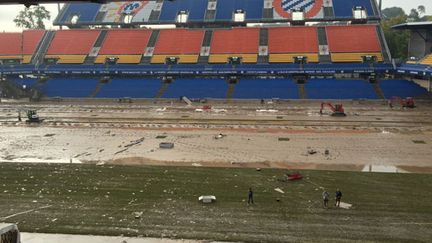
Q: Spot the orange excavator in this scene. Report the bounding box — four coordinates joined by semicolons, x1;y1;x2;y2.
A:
320;102;346;116
389;97;415;108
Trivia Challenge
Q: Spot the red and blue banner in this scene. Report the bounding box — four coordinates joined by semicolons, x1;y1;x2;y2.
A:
273;0;324;19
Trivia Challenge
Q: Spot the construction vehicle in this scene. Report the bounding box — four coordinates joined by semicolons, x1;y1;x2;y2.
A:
320;102;346;116
389;97;415;108
26;110;42;123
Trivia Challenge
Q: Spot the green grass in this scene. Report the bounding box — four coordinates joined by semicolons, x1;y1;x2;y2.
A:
1;163;432;242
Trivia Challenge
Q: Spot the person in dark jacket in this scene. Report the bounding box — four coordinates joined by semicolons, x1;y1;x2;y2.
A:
335;189;342;207
248;188;254;204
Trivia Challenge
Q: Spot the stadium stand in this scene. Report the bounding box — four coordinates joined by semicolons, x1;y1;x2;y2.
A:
56;3;101;24
159;0;207;22
215;0;263;21
96;29;152;64
379;80;429;98
326;25;383;62
54;0;381;26
332;0;375;17
268;26;319;63
2;0;428;100
233;78;299;99
306;79;378;99
46;30;101;64
163;78;227;99
209;28;260;63
152;29;205;64
96;78;161;98
40;77;99;97
0;30;45;64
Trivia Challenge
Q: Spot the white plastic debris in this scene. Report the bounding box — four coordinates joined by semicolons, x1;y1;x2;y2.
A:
198;195;216;203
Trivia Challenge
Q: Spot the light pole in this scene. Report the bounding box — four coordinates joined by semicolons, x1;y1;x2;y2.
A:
58;3;63;30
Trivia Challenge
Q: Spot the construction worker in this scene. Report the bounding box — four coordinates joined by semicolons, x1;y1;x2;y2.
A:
322;191;330;208
248;188;254;204
335;189;342;207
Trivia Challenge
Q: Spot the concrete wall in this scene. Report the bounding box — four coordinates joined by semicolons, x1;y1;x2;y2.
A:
409;30;432;59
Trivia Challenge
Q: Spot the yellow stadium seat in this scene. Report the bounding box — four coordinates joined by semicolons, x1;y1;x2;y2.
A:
95;55;142;64
208;54;257;63
420;54;432;65
22;55;32;64
269;53;319;63
150;55;199;64
0;55;32;64
45;55;86;64
330;53;383;63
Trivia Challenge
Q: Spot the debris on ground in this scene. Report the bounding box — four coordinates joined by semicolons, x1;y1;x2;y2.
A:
339;202;352;209
198;195;216;203
256;168;261;171
256;109;278;113
287;172;303;181
124;137;145;148
159;142;174;149
274;188;285;194
213;108;227;113
214;133;226;139
133;211;143;219
278;172;303;182
308;149;317;155
114;148;128;155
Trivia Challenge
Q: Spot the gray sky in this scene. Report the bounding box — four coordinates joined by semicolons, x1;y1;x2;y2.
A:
0;0;431;32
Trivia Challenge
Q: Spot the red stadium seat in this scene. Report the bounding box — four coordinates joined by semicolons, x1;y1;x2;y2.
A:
326;25;382;62
326;25;381;53
47;30;101;55
268;27;319;63
46;30;101;64
152;29;205;64
99;29;152;55
0;30;45;63
96;29;152;64
209;28;259;63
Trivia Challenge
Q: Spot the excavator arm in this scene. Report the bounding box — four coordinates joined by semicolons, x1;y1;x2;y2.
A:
320;102;346;116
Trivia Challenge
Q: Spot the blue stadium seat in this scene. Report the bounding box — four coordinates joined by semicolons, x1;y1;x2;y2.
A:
332;0;375;17
379;80;428;98
163;78;227;99
159;0;207;22
215;0;263;21
233;78;299;99
306;79;377;99
57;3;101;23
11;78;38;88
40;78;99;97
97;78;161;98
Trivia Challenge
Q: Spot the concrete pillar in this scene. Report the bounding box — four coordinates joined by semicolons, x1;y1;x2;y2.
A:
429;77;432;92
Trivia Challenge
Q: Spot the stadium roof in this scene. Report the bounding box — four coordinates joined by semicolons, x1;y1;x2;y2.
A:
392;21;432;30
